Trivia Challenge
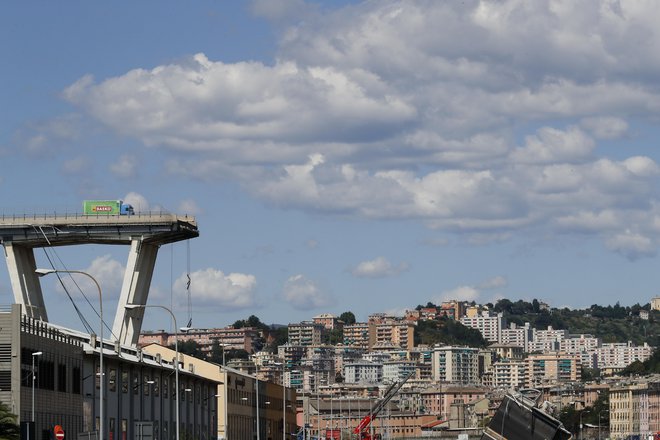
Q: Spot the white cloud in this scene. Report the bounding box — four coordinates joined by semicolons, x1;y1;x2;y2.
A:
282;274;333;310
123;192;149;212
434;275;507;304
62;1;660;259
54;255;125;300
434;285;480;304
62;156;90;174
173;268;257;310
110;154;139;179
350;256;409;278
476;276;508;290
580;116;629;140
177;199;201;215
511;126;595;165
13;114;81;155
605;231;656;260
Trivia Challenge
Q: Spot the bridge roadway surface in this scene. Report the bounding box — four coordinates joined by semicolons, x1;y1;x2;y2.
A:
0;211;199;247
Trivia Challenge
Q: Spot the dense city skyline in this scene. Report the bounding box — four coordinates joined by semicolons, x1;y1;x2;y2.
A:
3;1;660;334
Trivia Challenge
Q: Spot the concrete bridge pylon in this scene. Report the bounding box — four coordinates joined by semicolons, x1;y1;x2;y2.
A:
0;211;199;347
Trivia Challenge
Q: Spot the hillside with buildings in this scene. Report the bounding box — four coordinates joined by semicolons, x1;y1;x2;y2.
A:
136;297;660;439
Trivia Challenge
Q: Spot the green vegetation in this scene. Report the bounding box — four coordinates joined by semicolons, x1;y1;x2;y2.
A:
0;400;19;440
339;311;356;325
559;392;608;433
414;316;488;347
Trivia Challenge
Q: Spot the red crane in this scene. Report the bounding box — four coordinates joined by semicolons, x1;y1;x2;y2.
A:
353;371;414;439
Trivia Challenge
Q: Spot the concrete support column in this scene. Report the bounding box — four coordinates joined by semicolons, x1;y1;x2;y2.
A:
3;242;48;321
112;238;159;346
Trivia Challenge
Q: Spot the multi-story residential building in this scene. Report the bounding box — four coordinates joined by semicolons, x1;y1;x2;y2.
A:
525;353;580;387
313;313;343;330
460;311;503;343
138;326;261;354
288;321;324;346
420;384;488;421
465;305;481;318
490;359;527;390
432;346;480;385
333;346;365;378
343;322;370;348
277;344;307;369
500;322;533;352
371;320;415;351
597;342;653;369
561;334;601;354
440;300;467;320
343;361;383;384
529;326;569;353
651;297;660;311
609;378;660;439
382;360;417;383
489;344;524;360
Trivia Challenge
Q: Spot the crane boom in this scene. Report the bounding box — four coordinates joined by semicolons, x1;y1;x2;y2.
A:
353;371;414;438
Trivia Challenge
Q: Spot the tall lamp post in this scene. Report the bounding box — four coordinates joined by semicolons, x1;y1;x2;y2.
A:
36;268;104;439
598;409;609;440
31;351;42;429
273;362;287;440
222;344;229;440
125;304;180;440
579;409;590;440
256;376;261;440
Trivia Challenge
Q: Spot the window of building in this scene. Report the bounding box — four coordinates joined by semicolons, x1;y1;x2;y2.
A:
72;366;81;394
144;374;150;396
109;368;117;392
122;371;129;393
57;364;67;392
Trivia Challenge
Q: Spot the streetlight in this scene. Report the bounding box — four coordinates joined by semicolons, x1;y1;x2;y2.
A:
598;409;609;440
256;376;261;440
36;268;104;439
216;342;230;440
273;362;287;440
125;304;180;440
31;351;42;428
579;409;590;440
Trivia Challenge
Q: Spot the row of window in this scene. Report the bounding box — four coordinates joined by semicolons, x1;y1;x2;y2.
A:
20;348;81;394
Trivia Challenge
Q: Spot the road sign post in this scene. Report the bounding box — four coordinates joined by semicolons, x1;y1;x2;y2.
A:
54;424;65;440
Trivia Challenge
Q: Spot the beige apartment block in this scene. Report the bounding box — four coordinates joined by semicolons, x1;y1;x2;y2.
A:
343;322;370;348
525;352;580;387
651;297;660;311
288;321;324;346
609;378;660;439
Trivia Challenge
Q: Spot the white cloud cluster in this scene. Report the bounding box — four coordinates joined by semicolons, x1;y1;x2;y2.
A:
434;275;508;304
282;274;333;310
54;254;125;300
350;256;409;278
63;1;660;259
173;268;258;310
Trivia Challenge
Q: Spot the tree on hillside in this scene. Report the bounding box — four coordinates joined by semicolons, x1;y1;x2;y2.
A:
174;339;204;359
339;311;356;325
0;400;19;440
414;317;487;347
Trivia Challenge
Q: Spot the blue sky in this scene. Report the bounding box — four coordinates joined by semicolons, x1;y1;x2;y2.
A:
2;0;660;333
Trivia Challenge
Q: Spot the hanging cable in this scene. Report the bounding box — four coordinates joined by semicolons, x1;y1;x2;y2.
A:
34;225;119;340
186;240;193;328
